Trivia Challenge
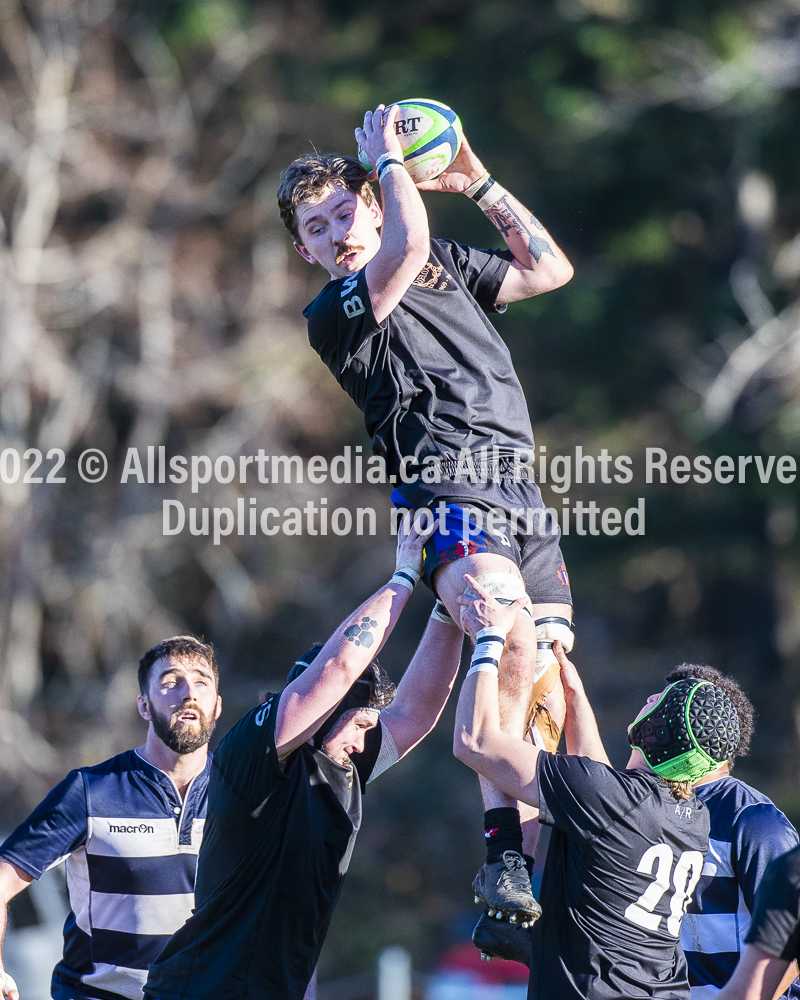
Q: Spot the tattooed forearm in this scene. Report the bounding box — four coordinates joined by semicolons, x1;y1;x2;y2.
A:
486;195;556;264
527;235;555;262
343;615;378;648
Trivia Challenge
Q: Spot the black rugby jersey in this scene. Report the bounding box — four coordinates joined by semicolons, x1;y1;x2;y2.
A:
531;754;710;1000
144;693;383;1000
746;844;800;964
303;239;536;477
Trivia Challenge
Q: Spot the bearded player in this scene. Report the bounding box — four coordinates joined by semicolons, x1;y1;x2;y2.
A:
278;102;574;940
0;637;221;1000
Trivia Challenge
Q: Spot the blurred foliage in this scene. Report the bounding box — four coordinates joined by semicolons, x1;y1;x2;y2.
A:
0;0;799;988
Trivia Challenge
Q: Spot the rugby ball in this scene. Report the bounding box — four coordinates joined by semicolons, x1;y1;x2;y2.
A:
359;99;463;184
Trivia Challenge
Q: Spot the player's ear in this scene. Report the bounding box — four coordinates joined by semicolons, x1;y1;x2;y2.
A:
214;694;222;720
294;241;318;265
369;198;383;229
137;694;152;723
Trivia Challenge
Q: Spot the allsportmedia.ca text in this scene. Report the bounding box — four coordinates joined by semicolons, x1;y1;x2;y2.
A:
162;497;647;545
121;445;799;495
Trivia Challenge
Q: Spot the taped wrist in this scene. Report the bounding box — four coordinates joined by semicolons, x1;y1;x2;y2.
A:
464;170;490;198
466;627;506;678
391;566;421;592
378;159;404;181
375;151;402;171
464;172;508;211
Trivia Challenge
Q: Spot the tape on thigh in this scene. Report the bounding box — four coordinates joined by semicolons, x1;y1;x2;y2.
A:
464;573;533;617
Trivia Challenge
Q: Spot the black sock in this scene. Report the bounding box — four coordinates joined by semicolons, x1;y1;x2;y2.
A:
523;853;535;878
483;807;523;863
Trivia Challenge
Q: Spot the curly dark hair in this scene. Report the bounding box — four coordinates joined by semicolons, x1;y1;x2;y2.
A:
138;636;219;695
664;663;754;764
277;153;375;242
362;660;397;710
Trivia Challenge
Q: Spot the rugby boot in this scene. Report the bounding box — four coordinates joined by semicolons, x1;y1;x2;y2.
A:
472;850;541;925
472;911;533;966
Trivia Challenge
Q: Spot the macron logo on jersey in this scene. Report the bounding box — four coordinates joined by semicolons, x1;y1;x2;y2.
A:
108;823;154;834
255;701;272;727
340;274;365;319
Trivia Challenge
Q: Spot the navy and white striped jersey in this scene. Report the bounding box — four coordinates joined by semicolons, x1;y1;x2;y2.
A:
0;748;210;1000
680;776;799;999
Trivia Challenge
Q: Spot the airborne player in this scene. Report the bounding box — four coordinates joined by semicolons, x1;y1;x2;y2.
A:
277;103;574;949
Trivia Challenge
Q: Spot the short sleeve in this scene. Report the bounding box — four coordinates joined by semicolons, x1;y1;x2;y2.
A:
304;269;383;375
352;720;385;793
211;695;284;807
443;241;513;314
364;722;401;788
734;803;799;913
0;770;88;879
536;754;647;843
746;848;800;962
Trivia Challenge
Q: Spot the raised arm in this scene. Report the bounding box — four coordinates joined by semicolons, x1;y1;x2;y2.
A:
357;105;430;323
416;134;573;303
0;860;32;1000
274;520;432;756
453;576;542;806
379;614;464;759
555;642;610;764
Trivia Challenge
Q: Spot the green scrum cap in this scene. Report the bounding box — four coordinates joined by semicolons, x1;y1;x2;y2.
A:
627;678;740;782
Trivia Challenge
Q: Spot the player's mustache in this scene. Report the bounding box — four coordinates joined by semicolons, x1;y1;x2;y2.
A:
171;702;205;724
335;243;364;264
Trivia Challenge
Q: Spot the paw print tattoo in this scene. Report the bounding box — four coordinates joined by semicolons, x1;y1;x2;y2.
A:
344;616;378;647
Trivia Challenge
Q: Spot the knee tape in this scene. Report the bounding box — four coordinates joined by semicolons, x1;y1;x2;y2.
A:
534;616;574;678
464;573;533;617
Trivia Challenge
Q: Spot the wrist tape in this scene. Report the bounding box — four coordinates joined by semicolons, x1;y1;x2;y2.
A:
466;627;507;678
464;170;490;198
391;566;420;592
376;153;403;179
465;171;507;211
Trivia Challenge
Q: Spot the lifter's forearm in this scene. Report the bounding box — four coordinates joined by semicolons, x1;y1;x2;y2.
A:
379;165;429;260
563;685;610;764
364;166;430;322
483;189;570;274
357;104;430;321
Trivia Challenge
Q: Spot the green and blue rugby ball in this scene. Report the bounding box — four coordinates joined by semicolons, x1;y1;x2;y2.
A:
359;98;463;183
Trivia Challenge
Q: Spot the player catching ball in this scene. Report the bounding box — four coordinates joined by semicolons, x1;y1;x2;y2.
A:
277;101;574;944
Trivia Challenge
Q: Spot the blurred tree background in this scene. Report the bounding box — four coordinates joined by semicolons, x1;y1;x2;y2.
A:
1;0;800;989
